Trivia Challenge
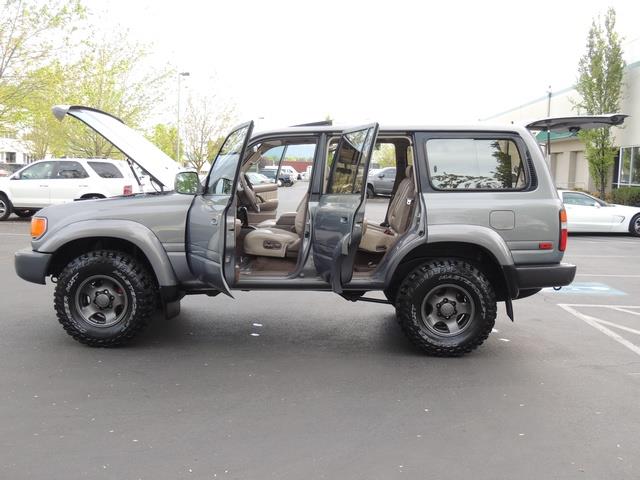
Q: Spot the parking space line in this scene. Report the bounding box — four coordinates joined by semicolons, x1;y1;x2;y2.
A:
612;307;640;316
593;318;640;336
558;304;640;358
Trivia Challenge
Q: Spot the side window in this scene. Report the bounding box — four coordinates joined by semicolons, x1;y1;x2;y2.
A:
327;129;372;194
18;162;55;180
563;192;599;206
54;161;89;179
426;138;527;190
371;143;396;170
207;126;250;195
88;161;124;179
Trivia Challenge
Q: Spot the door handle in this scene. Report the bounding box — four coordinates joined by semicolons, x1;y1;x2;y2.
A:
340;216;348;224
210;218;218;226
39;184;48;187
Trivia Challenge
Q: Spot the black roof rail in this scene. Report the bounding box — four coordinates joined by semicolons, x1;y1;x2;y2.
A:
290;120;333;127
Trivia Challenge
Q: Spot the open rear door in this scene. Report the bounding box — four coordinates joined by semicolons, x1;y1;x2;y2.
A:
526;114;628;132
312;123;379;293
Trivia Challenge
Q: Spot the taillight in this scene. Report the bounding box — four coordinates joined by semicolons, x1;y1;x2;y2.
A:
31;217;47;239
559;208;568;252
123;185;133;195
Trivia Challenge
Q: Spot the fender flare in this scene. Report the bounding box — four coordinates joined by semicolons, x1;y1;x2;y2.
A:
384;223;516;294
37;219;179;287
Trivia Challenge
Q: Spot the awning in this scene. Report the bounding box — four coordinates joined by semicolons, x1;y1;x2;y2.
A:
535;130;577;143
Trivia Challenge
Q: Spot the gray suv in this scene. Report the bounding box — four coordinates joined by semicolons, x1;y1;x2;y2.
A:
13;106;627;356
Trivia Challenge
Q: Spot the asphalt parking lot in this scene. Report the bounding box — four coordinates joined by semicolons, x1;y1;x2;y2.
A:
1;195;639;479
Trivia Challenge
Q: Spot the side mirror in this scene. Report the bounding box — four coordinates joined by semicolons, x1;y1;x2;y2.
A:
593;202;601;208
378;173;385;178
174;171;202;195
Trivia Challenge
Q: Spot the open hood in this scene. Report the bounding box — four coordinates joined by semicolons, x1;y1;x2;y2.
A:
52;105;180;190
526;114;628;133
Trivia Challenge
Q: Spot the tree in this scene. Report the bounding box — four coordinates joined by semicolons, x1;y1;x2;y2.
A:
574;7;625;198
0;0;84;132
147;123;178;160
183;94;234;172
58;34;172;158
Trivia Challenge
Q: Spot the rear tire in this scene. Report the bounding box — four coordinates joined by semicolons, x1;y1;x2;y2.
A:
0;193;12;221
395;258;497;356
54;250;157;347
630;214;640;237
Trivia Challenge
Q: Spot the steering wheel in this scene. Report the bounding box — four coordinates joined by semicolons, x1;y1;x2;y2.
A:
238;173;261;212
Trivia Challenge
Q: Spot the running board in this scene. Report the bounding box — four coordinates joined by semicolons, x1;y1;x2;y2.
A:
341;293;391;305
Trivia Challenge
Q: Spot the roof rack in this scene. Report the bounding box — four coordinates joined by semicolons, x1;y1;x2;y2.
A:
290;120;333;127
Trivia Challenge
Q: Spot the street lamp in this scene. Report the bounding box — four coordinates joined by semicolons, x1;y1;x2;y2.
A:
176;71;190;165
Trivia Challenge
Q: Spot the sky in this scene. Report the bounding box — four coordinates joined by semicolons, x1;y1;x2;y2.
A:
85;0;640;129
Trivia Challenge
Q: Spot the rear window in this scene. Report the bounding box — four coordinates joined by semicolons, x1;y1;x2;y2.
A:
88;161;124;178
426;138;527;190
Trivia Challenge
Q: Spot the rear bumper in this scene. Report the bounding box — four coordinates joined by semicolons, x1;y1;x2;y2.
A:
505;262;576;298
14;249;52;285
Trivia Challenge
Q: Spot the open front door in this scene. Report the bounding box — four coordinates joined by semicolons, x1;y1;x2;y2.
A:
312;123;379;293
186;121;254;296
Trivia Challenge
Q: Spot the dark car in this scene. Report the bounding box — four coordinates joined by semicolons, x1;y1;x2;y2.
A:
259;168;294;187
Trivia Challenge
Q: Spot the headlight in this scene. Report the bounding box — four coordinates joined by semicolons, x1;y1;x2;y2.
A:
31;217;47;239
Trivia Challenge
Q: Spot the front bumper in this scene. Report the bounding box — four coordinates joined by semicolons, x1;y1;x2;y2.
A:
14;249;52;285
505;262;577;298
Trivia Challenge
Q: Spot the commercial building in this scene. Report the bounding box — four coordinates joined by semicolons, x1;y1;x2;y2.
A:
482;60;640;192
0;137;35;164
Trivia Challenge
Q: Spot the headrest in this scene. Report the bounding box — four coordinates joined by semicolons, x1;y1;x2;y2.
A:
405;165;413;179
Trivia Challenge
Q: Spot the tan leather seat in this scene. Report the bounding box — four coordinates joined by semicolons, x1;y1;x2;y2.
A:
244;194;307;258
255;194;308;230
359;165;415;253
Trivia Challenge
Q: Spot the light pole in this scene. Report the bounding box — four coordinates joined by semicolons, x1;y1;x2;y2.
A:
176;71;190;165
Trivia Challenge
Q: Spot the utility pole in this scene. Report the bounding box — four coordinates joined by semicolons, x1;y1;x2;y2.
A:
176;71;190;165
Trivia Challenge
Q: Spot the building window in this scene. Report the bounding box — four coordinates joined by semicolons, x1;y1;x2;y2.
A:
618;146;640;187
5;152;16;163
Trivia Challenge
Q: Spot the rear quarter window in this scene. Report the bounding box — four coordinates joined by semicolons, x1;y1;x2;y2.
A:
88;161;124;179
426;138;528;190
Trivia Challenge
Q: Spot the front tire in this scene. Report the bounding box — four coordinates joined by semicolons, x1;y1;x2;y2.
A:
54;250;157;347
366;185;375;198
395;258;497;356
630;214;640;237
0;193;12;221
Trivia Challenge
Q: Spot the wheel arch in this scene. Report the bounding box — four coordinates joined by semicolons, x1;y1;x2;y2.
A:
385;241;514;302
79;193;106;199
38;220;178;288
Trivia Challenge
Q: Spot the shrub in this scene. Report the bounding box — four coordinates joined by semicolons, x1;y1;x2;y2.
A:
610;187;640;206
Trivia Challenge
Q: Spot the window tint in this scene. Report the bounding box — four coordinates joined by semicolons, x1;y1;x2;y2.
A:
426;138;527;190
54;161;89;179
327;129;374;194
89;161;124;178
19;162;56;180
563;192;601;206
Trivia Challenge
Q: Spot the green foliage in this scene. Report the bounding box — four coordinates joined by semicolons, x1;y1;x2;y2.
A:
146;123;178;160
372;143;395;168
610;186;640;206
0;0;84;131
574;7;625;199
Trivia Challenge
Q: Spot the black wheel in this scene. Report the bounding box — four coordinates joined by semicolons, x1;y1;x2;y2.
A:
14;209;35;218
395;258;497;356
54;250;157;347
366;185;375;198
0;193;12;221
630;214;640;237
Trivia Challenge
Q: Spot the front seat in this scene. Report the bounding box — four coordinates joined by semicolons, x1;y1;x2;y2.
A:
359;165;415;253
243;195;308;258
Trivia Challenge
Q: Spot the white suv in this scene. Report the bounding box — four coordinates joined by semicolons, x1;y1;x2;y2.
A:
0;158;136;220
